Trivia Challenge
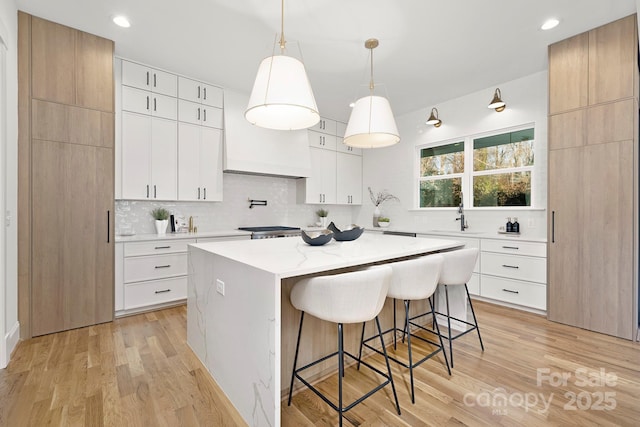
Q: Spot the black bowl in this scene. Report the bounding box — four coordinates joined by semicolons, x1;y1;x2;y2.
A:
300;229;333;246
327;222;364;241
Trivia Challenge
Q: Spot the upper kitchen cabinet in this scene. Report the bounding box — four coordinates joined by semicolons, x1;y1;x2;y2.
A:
121;60;177;97
178;77;223;107
178;123;223;202
122;86;177;120
311;117;337;135
31;16;114;112
549;14;638;115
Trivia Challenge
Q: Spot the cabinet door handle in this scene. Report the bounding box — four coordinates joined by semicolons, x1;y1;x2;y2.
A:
153;97;157;112
203;188;207;200
502;246;519;250
153;73;157;87
154;246;171;249
203;109;207;122
107;210;110;243
197;107;200;121
154;265;171;269
502;264;520;269
154;185;157;198
146;184;149;198
146;71;149;86
146;96;150;110
155;289;171;294
203;87;207;100
319;194;322;203
198;86;201;99
552;210;555;243
198;187;201;200
502;289;519;294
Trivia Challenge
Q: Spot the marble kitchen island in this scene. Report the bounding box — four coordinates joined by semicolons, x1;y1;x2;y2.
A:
187;233;463;426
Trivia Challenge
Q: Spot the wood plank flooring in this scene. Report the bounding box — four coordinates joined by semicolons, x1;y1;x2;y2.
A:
1;301;639;426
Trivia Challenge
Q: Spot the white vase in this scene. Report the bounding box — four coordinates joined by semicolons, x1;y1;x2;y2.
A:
320;217;328;228
155;219;168;234
373;206;381;227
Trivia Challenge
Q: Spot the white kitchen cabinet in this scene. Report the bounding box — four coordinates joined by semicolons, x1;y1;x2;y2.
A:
297;117;362;205
178;99;223;129
116;234;250;316
336;121;347;138
178;122;223;201
121;111;177;200
480;239;547;310
122;60;177;96
308;130;337;150
122;86;177;120
178;76;223;108
336;152;362;205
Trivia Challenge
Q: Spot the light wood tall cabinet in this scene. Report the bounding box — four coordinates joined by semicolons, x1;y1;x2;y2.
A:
547;14;638;340
18;13;115;337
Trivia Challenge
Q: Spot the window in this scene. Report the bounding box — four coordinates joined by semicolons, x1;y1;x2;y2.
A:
418;142;464;207
417;127;535;209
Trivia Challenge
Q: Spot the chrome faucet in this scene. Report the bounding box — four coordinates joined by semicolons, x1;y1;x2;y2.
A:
456;201;468;231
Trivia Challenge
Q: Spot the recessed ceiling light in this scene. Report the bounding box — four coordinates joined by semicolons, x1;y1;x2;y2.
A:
541;18;559;31
349;102;355;108
112;15;131;28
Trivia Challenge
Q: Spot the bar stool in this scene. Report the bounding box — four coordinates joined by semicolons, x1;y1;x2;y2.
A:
287;266;401;426
434;247;484;368
359;255;450;404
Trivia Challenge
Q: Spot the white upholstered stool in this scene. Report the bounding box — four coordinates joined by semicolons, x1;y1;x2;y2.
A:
287;267;401;426
359;255;450;403
435;247;484;368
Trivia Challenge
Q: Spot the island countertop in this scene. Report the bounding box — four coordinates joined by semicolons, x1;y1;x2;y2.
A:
189;232;464;279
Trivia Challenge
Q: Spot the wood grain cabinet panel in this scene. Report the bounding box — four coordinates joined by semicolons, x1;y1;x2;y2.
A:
76;31;114;112
31;16;75;105
586;99;635;145
548;109;586;150
548;33;588;114
588;15;637;105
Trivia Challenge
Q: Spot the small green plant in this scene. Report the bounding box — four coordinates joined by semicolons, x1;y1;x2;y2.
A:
378;217;390;222
316;208;329;218
150;207;170;221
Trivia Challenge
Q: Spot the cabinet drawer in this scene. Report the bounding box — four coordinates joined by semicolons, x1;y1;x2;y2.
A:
124;276;187;310
481;239;546;257
308;130;337;150
124;253;188;282
467;273;480;296
481;276;546;310
481;252;546;283
124;239;195;256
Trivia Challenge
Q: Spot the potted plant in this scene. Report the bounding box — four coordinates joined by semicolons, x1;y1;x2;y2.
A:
368;187;399;227
378;217;391;228
316;208;329;228
151;207;170;235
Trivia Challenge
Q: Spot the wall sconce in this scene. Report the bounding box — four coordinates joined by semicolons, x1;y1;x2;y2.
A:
488;88;506;112
425;107;442;127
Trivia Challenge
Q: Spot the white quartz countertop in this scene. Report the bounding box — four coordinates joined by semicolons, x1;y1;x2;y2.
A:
115;230;252;243
367;227;547;243
190;233;463;278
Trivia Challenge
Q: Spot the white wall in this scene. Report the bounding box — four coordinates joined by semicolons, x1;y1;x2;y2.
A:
357;71;548;239
0;0;19;368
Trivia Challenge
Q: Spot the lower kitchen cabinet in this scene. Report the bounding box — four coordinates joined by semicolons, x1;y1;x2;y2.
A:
115;234;250;316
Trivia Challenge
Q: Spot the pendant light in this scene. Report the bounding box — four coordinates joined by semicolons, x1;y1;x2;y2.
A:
245;0;320;130
344;38;400;148
488;88;506;112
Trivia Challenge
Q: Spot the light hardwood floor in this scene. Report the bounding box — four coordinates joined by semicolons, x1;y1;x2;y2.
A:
1;301;639;426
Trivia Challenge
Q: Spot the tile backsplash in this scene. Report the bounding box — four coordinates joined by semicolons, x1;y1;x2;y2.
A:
116;173;357;235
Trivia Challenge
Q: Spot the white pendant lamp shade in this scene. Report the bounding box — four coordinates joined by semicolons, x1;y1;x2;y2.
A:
344;95;400;148
245;55;320;130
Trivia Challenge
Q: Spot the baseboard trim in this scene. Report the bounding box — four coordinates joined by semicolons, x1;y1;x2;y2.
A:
1;321;20;369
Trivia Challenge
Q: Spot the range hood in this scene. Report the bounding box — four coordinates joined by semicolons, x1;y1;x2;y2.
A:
223;90;311;178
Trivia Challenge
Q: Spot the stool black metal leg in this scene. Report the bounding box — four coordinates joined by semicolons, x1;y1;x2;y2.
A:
429;297;451;375
357;321;366;370
404;299;415;404
465;284;484;351
376;316;401;415
393;298;398;349
445;284;454;368
288;311;305;406
338;323;344;427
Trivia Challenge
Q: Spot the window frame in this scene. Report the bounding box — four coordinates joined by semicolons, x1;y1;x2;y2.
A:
415;123;536;210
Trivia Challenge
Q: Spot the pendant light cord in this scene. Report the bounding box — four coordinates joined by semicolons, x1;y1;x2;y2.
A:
369;46;375;93
279;0;286;51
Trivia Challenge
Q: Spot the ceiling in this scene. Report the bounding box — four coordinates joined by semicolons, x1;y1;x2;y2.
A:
16;0;638;121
